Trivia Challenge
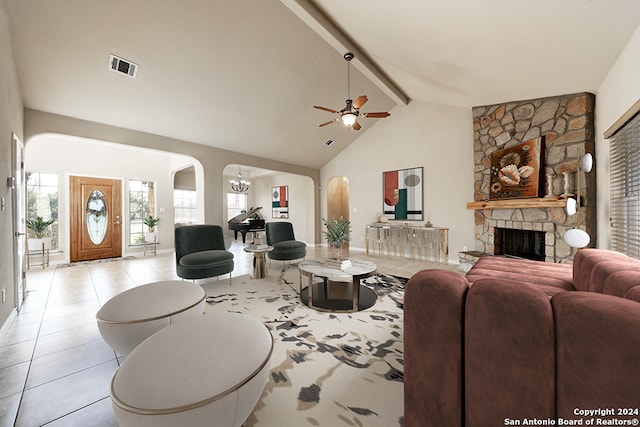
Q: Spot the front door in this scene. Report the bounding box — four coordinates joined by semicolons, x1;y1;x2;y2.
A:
70;176;122;262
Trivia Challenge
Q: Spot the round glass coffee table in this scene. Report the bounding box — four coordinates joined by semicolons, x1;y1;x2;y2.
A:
298;258;378;312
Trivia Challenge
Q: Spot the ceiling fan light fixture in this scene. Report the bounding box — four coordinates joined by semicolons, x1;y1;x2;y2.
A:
341;112;357;127
312;52;390;130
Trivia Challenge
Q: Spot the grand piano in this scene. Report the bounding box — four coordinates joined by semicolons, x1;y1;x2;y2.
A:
227;206;266;244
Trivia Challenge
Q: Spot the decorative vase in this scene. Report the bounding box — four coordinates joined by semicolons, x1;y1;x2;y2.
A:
331;244;344;260
144;232;157;244
28;237;51;251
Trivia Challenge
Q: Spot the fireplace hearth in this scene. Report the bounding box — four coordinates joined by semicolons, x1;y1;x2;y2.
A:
494;228;545;261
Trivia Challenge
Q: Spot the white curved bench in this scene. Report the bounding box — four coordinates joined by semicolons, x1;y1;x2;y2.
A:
110;313;273;427
96;281;206;355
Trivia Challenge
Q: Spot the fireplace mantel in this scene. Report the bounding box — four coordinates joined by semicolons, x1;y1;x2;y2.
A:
466;197;567;210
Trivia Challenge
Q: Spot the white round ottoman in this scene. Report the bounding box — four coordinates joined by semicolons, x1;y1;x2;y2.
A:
110;313;273;427
96;281;206;355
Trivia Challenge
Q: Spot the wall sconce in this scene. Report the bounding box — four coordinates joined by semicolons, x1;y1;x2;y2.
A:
563;153;592;248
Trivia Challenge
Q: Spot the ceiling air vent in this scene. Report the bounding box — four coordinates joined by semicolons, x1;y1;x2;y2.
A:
109;54;138;78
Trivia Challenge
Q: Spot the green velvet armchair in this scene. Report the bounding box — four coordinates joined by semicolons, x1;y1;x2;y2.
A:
265;222;306;266
175;224;234;282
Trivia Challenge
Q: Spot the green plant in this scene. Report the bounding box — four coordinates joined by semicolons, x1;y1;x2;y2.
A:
26;216;55;238
143;215;160;232
322;216;351;249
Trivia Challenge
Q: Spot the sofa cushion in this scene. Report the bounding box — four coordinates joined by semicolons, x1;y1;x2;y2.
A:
572;248;635;292
180;250;234;267
466;256;574;290
552;291;640;418
625;285;640;302
598;264;640;296
572;249;640;296
178;250;235;280
271;240;306;253
267;240;307;261
404;269;470;427
465;278;556;427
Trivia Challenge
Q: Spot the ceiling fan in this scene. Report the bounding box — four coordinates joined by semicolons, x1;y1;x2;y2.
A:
314;52;390;131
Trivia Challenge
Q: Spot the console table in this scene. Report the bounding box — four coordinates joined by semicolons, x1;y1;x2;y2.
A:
366;224;449;264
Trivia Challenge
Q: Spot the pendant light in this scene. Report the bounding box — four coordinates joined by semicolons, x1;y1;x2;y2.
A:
229;166;250;193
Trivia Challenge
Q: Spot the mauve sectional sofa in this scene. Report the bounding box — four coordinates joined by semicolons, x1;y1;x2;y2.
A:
404;248;640;427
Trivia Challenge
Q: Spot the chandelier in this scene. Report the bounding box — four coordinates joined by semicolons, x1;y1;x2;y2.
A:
229;166;250;193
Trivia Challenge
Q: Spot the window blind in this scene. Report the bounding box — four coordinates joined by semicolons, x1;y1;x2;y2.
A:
610;112;640;259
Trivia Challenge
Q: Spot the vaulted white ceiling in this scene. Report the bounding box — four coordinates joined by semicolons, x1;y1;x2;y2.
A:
5;0;640;169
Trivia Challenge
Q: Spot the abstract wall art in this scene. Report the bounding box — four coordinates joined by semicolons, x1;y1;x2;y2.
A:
383;167;423;220
272;185;289;218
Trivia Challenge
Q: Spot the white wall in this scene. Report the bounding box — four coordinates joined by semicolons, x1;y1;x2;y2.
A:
320;100;475;260
222;170;315;244
25;134;201;260
252;173;315;244
170;160;205;225
0;0;24;326
25;109;322;243
596;24;640;249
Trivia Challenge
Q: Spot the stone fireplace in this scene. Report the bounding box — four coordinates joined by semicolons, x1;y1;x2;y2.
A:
468;92;597;263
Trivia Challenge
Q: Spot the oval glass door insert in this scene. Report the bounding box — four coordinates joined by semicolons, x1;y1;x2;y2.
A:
86;190;108;244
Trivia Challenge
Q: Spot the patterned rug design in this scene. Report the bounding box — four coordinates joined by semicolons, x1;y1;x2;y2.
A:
56;256;137;268
200;269;406;427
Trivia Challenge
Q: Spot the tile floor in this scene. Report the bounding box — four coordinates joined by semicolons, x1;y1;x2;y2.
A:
0;242;458;426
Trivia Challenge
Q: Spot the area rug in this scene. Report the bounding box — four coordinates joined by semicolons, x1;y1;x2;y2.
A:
56;255;136;268
200;268;405;427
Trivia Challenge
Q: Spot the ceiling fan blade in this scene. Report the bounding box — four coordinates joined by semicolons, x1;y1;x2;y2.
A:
319;119;339;127
314;105;339;114
352;120;362;131
362;112;391;118
353;95;368;109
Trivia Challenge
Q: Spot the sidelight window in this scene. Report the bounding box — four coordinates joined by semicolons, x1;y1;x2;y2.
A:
26;172;59;250
129;180;156;245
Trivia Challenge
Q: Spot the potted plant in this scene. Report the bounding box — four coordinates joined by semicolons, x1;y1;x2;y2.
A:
26;216;54;251
143;216;160;243
322;216;351;259
143;215;160;232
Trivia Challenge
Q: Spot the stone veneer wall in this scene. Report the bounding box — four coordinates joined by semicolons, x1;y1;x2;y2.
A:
472;92;596;263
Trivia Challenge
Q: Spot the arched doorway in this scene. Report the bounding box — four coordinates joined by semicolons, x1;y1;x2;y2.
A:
327;176;350;252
